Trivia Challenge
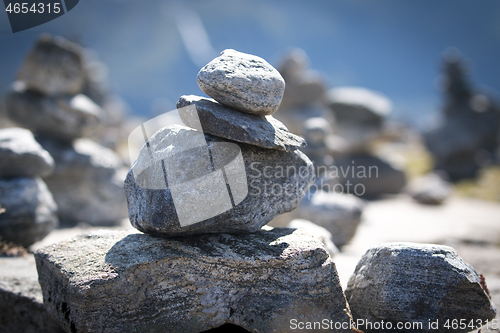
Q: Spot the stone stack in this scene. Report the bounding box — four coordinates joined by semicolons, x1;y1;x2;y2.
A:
327;87;407;198
0;127;58;247
35;49;354;332
424;49;500;181
126;49;315;235
273;48;332;135
5;34;128;226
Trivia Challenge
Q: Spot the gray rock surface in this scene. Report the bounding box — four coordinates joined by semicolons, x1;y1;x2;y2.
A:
327;87;392;153
17;34;85;95
274;104;333;136
125;125;314;236
301;117;336;169
277;191;365;249
35;228;353;333
288;219;339;256
0;255;64;333
197;49;285;116
407;173;453;205
327;87;392;126
38;137;128;226
0;127;54;178
345;243;497;332
0;177;58;247
5;82;103;142
177;95;305;151
335;153;407;198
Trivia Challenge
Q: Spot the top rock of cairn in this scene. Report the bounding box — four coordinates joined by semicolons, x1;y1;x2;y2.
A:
17;34;86;96
197;49;285;116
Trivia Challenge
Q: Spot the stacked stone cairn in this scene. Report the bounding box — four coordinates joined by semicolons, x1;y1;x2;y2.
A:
34;50;355;332
268;50;365;250
0;127;58;247
4;34;128;226
326;86;407;198
424;49;500;181
274;48;332;135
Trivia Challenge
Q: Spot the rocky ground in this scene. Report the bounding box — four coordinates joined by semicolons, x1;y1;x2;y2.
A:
2;195;499;332
336;195;500;333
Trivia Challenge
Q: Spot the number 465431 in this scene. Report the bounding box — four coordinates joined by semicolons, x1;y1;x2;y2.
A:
6;2;61;14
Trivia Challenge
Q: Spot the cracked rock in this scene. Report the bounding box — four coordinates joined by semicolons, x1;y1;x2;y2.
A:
35;228;353;333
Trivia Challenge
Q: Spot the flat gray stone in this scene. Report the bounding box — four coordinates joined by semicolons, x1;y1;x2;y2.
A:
288;219;339;256
345;243;497;333
17;34;85;95
125;125;314;236
38;137;128;226
5;82;103;142
0;177;58;247
327;86;392;125
35;229;353;333
197;49;285;116
0;255;64;333
177;95;305;151
0;128;54;178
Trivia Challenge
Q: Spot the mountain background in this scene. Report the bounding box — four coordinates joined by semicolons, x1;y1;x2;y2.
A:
1;0;499;129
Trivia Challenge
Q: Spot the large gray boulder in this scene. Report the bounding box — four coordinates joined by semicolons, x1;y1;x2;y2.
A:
0;177;58;247
17;34;86;95
35;228;353;333
177;95;306;151
5;82;103;142
197;49;285;116
125;125;314;236
345;243;497;332
0;255;64;333
0;128;54;178
38;137;128;226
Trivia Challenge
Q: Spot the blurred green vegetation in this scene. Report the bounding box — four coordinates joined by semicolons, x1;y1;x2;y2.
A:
455;166;500;203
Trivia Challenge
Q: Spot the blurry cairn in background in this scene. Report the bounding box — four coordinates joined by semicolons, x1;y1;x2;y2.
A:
4;34;129;226
270;49;408;248
424;49;500;182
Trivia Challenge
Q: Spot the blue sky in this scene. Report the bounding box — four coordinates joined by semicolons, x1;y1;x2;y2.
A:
1;0;499;128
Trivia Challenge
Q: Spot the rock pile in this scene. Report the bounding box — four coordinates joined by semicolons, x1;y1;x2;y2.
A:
0;128;58;247
126;49;314;236
274;48;332;134
346;243;496;332
35;50;354;332
327;87;407;198
424;49;500;181
5;35;128;226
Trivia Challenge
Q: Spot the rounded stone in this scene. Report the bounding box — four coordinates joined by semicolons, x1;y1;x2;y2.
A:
17;34;85;96
197;49;285;116
0;177;58;247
